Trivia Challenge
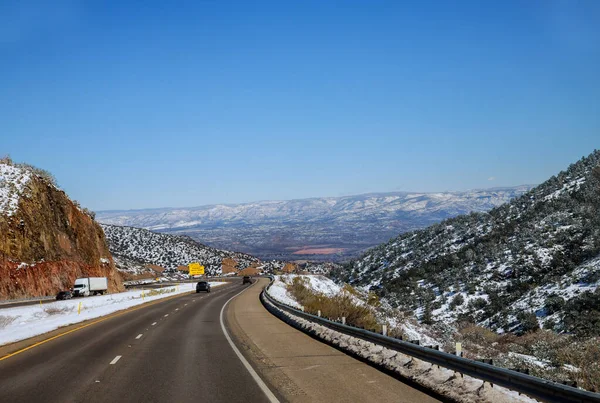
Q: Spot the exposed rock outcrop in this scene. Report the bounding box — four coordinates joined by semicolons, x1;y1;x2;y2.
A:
0;160;124;299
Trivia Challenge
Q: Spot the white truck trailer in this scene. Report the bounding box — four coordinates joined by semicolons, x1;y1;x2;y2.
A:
73;277;108;297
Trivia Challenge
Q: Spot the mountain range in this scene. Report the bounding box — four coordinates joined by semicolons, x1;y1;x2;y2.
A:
333;150;600;337
97;186;533;261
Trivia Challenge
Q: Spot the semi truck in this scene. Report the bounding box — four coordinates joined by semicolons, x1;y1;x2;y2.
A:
73;277;108;297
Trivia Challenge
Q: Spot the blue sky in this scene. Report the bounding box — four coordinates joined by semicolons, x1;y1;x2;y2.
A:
1;0;599;210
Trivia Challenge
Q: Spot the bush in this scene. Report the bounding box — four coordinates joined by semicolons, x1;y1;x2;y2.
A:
558;337;600;392
0;315;16;328
544;295;565;315
287;277;381;332
44;306;74;315
16;162;59;187
517;311;540;334
449;293;465;311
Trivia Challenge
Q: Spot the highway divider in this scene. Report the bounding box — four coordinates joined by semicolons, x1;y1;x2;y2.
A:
261;278;600;403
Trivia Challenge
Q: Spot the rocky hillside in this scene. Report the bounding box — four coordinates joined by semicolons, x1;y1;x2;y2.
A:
0;158;124;299
101;224;259;275
97;186;532;261
335;150;600;337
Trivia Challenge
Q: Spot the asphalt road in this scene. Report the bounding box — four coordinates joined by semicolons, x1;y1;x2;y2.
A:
227;278;440;403
0;282;269;403
0;278;236;309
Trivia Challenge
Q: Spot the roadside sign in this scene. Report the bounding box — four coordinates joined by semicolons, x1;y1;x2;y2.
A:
188;262;205;276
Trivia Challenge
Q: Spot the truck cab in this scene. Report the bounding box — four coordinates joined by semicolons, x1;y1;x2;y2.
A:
73;278;90;297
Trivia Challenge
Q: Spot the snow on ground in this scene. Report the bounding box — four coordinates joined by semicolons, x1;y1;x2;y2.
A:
0;163;31;216
268;275;443;347
267;276;301;308
0;282;224;346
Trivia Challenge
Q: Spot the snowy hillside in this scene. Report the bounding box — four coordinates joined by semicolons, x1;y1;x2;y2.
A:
0;160;31;216
101;224;259;275
335;150;600;337
97;187;532;261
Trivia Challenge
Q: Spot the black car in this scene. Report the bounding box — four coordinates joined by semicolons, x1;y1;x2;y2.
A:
196;281;211;293
56;290;73;300
242;276;252;285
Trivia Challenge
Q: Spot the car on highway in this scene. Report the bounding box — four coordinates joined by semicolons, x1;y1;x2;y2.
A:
243;276;252;285
56;290;73;300
196;281;211;293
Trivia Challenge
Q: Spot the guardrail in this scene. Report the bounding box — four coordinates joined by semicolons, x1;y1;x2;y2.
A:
261;279;600;403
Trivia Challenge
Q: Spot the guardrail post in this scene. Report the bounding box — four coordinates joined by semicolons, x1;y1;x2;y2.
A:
342;317;346;325
78;302;82;315
382;324;387;336
301;306;304;312
317;310;321;317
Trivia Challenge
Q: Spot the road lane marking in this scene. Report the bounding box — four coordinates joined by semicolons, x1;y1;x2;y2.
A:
175;308;179;311
220;285;280;403
0;289;197;362
136;334;143;340
110;355;122;365
151;322;157;326
184;304;188;306
164;314;169;317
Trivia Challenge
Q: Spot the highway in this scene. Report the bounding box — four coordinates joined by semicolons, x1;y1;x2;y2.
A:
0;278;440;403
0;282;270;403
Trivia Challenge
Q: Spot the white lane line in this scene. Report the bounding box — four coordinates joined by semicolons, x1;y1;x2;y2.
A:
184;304;188;306
175;308;179;311
136;334;143;340
164;314;169;317
151;322;157;326
220;286;280;403
110;355;122;365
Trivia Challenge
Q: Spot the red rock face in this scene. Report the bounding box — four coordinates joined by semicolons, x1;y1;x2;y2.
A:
0;171;124;299
0;259;122;299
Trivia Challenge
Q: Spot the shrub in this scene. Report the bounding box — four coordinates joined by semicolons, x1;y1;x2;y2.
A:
0;315;16;328
517;311;540;334
287;277;380;332
558;337;600;392
16;162;58;187
449;293;465;311
544;295;565;315
44;306;74;315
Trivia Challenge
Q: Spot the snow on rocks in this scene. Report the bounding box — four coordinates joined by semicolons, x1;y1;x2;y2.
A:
0;163;31;216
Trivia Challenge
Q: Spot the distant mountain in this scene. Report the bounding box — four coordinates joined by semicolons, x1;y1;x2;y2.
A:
101;224;259;276
97;186;533;261
333;150;600;337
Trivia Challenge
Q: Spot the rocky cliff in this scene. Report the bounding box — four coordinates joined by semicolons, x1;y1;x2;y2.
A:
0;159;124;299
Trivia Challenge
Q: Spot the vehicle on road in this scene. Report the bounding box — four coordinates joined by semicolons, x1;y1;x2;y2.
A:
196;281;211;293
243;276;252;285
73;277;108;297
55;290;73;300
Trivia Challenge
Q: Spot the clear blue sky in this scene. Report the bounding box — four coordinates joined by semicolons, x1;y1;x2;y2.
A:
1;0;599;211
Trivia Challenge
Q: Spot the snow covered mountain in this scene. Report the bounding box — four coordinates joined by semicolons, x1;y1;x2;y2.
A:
334;150;600;337
101;224;259;275
97;186;532;261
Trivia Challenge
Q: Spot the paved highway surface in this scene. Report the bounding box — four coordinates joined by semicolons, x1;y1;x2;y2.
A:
228;279;440;403
0;282;269;403
0;278;234;309
1;278;440;403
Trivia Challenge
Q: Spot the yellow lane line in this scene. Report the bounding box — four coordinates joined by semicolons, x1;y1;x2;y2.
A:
0;290;195;362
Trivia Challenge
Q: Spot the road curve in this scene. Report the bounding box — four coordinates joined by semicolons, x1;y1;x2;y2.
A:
226;278;441;403
0;282;270;403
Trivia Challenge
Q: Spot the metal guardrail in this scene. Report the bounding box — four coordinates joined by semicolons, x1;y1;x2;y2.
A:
261;279;600;403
